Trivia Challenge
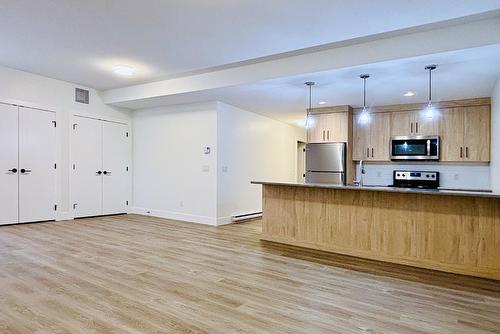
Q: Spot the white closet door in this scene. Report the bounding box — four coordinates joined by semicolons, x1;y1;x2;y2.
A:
0;104;19;225
18;107;56;223
102;121;130;215
72;116;103;217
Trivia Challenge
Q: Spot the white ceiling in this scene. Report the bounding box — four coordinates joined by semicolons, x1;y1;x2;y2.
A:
114;44;500;125
1;0;500;90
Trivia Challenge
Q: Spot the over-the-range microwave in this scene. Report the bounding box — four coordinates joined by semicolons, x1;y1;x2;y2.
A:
390;135;440;160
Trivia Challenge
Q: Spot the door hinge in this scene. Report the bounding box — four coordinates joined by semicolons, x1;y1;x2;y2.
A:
126;200;129;206
73;203;77;210
126;166;129;171
303;173;306;178
126;132;129;137
72;123;77;130
303;148;306;152
54;204;57;211
72;164;76;170
54;163;57;169
52;121;57;127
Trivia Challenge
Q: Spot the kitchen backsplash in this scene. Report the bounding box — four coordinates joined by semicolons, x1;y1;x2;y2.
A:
356;163;491;190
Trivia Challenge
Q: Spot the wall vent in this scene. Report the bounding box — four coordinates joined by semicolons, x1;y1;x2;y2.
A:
75;88;89;104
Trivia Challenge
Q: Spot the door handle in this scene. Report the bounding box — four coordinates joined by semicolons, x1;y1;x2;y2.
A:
96;171;102;175
8;168;17;174
103;171;112;175
20;168;31;174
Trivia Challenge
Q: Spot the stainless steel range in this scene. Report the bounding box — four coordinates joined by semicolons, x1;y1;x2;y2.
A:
392;170;440;189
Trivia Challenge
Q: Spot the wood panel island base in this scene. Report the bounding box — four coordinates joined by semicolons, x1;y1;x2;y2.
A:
253;182;500;280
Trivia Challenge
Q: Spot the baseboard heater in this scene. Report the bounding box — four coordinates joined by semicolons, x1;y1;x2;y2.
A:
231;212;262;222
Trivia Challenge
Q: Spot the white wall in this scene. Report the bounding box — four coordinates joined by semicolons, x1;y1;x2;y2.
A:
131;101;305;225
491;75;500;193
358;163;490;190
0;65;131;220
132;102;219;225
217;102;306;224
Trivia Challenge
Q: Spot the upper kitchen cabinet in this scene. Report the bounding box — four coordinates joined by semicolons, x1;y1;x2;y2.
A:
439;105;490;162
353;112;390;161
307;107;350;143
391;110;438;136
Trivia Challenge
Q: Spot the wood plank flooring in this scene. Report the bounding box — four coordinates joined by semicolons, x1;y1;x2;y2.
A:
0;214;499;334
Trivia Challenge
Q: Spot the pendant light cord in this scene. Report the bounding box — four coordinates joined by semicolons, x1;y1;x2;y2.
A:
363;77;367;109
428;67;431;103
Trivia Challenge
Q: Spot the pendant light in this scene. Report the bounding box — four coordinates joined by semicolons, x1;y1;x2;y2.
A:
424;64;437;119
304;81;315;128
359;74;370;124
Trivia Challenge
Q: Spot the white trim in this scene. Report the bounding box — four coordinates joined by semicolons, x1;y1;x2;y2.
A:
56;212;74;221
73;113;131;126
216;216;233;226
0;96;58;113
131;207;217;226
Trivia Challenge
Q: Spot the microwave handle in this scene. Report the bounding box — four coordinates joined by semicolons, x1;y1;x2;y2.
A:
427;140;431;156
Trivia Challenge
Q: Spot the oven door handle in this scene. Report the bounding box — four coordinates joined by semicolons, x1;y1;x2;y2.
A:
426;140;431;156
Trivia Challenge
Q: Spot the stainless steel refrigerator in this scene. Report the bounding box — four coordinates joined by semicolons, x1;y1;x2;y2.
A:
305;142;346;185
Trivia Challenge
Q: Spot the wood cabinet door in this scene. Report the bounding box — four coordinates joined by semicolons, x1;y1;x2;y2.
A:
439;108;464;161
390;111;413;136
414;110;439;136
323;112;348;142
306;114;324;143
369;113;390;161
463;106;490;162
353;114;370;160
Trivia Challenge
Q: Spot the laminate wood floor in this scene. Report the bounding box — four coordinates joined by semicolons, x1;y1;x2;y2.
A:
0;214;499;334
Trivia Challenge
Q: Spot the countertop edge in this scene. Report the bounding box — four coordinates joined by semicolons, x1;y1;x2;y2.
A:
251;181;500;199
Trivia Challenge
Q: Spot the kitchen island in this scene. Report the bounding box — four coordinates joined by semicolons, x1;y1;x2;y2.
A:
252;181;500;280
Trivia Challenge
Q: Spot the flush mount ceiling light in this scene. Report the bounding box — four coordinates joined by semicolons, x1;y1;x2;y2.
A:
359;74;370;124
304;81;315;129
424;64;437;119
112;65;135;76
404;91;415;97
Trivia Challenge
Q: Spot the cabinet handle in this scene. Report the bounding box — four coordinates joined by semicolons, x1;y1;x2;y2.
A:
371;148;374;158
327;130;330;140
410;122;413;133
415;122;419;133
466;147;469;158
322;130;325;141
367;148;370;158
460;147;463;158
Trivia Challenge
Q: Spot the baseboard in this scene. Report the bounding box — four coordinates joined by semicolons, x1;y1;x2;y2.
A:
216;216;233;226
56;212;74;221
131;207;217;226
